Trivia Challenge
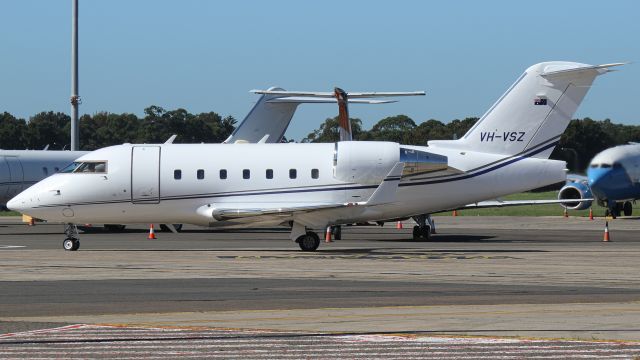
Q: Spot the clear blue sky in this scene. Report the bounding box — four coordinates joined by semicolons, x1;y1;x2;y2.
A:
2;0;638;140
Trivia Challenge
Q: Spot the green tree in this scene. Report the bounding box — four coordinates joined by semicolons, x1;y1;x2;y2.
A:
368;115;416;143
302;116;365;142
25;111;70;149
0;112;27;149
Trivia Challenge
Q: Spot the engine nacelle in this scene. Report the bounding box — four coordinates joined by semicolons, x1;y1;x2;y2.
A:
558;181;593;210
334;142;400;185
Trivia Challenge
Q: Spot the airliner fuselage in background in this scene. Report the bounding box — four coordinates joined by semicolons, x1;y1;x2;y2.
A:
8;61;623;251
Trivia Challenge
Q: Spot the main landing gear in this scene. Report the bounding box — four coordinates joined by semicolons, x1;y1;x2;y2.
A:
412;214;433;241
63;223;80;251
296;231;320;251
605;201;633;219
290;222;320;251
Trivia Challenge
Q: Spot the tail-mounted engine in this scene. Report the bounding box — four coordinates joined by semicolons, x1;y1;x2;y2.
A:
333;142;449;185
558;180;593;210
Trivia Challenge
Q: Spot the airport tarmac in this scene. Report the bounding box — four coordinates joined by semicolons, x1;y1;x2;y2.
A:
1;215;640;358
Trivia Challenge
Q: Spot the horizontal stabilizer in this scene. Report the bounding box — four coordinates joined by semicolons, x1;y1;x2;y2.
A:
251;89;426;98
541;62;627;79
266;97;395;104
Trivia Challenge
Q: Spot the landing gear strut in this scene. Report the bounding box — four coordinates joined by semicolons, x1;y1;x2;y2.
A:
411;214;433;241
63;223;80;251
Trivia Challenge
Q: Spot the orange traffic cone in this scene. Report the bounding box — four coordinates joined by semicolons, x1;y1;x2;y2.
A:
563;208;568;218
589;208;594;221
396;221;403;229
148;224;157;239
603;221;610;242
452;210;458;217
325;226;332;243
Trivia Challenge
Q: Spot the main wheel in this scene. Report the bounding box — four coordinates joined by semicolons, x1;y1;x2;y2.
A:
623;201;633;217
421;226;431;241
297;232;320;251
412;225;421;241
332;226;342;240
63;238;79;251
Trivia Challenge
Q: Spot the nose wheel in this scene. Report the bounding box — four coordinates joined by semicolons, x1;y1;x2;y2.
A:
63;238;80;251
63;223;80;251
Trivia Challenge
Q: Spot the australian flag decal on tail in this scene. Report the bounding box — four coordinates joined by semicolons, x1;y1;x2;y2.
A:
534;97;547;105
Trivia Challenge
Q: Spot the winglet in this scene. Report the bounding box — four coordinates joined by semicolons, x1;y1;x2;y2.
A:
365;162;404;206
164;134;177;144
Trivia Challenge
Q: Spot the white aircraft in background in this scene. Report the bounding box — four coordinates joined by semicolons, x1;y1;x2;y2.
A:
8;61;622;251
558;144;640;218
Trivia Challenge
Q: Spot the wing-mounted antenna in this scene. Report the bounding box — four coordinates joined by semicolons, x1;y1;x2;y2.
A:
334;87;352;141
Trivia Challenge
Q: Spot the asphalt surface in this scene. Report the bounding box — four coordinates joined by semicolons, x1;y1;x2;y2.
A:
1;216;639;358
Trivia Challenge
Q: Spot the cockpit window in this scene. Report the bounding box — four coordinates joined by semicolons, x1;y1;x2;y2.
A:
60;162;81;173
60;161;108;173
75;161;107;173
600;163;612;168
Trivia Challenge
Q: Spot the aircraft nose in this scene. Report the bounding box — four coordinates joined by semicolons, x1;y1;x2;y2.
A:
588;164;631;200
6;194;26;212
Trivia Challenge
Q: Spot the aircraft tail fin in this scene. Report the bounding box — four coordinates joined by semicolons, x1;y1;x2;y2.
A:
429;62;624;158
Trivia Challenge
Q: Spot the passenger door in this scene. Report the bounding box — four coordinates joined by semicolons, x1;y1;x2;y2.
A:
131;146;161;204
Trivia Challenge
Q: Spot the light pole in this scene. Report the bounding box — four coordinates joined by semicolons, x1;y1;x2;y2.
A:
70;0;80;151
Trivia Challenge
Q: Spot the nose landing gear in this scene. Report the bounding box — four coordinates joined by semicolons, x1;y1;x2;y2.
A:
63;224;80;251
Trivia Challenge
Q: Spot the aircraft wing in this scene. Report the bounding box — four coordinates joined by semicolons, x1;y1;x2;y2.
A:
196;163;404;221
461;198;594;209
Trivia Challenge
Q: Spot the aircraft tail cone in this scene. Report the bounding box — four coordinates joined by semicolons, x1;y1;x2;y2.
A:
563;209;568;218
148;224;157;239
325;226;332;243
603;221;611;242
589;208;594;220
452;210;458;217
396;221;403;230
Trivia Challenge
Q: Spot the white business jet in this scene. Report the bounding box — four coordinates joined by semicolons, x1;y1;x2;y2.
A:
8;61;622;251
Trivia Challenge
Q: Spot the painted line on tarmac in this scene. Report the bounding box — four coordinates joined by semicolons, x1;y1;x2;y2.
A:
217;254;521;260
0;245;26;250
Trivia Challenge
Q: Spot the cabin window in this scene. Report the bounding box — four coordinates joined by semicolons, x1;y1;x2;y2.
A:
197;169;205;180
243;169;250;179
174;170;182;180
220;169;227;179
73;161;107;173
266;169;273;179
289;169;297;179
42;167;48;176
311;169;319;179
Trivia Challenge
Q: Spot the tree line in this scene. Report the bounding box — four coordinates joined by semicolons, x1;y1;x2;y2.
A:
1;108;638;173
